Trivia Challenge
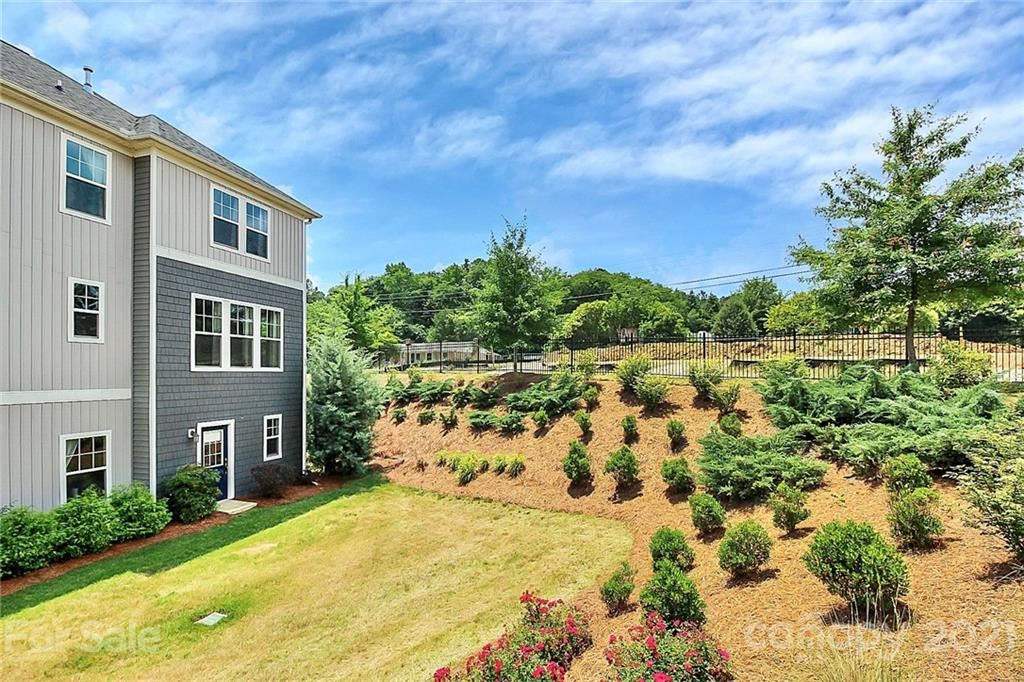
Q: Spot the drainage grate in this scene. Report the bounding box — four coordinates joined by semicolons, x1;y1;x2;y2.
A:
195;611;228;626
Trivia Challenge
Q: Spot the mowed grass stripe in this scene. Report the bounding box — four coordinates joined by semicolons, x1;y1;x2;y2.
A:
3;480;631;681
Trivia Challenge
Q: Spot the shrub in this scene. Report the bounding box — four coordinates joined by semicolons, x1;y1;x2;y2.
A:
492;455;508;474
406;365;424;384
415;379;454;405
615;352;652;392
605;446;640;487
52;488;119;559
391;407;407;424
581;385;600;410
882;454;931;496
689;362;724;400
504;370;583;416
574;409;592;434
697;427;827;500
689;493;726;535
531;408;550;430
469;385;502;409
636;374;669;410
477;458;490;473
621;414;639;442
415;458;428;472
769;482;811;533
660;456;696;494
497;411;526;434
455;457;480;485
600;562;636;614
164;464;221;523
710;382;741;415
563;440;592;483
650;527;696;571
418;409;437;425
639;562;706;625
505;455;526;477
576;349;599;382
436;451;452;467
718;412;742;437
718;520;773;575
887;487;944;549
803;520;910;609
0;507;57;578
451;382;475;408
603;613;731;681
930;342;991;393
109;483;172;541
467;410;499;430
960;456;1024;564
250;463;292;499
666;419;686;449
439;407;459;431
307;336;383;474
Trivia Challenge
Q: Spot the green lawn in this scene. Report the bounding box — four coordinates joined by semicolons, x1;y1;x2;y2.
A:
2;476;631;680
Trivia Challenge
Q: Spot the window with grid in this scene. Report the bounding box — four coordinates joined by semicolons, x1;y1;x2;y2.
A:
70;279;102;341
194;297;223;367
212;188;240;248
264;415;282;460
260;308;282;368
246;202;269;258
64;138;108;219
64;433;108;500
230;304;255;368
202;431;225;468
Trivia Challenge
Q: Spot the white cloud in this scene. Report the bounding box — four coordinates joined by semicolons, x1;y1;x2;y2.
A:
42;2;90;52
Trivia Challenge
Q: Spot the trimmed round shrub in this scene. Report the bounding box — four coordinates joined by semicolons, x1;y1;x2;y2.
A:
803;520;910;609
615;352;652;392
650;527;696;571
605;446;640;487
250;463;292;499
769;482;811;533
666;419;686;449
0;507;58;578
562;440;592;483
639;562;706;625
887;487;944;549
689;493;726;535
718;413;742;437
636;374;669;410
110;483;172;540
164;464;221;523
882;454;931;496
660;456;696;494
718;520;773;575
582;385;600;410
52;488;119;559
574;409;592;434
621;415;639;443
600;561;636;614
531;408;550;430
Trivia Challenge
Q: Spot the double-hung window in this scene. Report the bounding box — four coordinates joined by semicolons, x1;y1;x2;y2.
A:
246;202;269;258
192;294;283;371
68;278;104;342
212;188;240;249
263;415;282;461
62;431;110;502
62;134;109;221
212;187;271;260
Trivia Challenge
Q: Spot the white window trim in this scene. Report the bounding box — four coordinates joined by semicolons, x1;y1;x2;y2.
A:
59;132;112;226
263;414;283;461
67;277;105;344
209;184;271;263
195;419;235;500
60;429;113;504
190;293;284;372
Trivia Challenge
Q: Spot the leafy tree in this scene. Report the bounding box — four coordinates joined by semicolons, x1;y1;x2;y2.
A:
738;278;783;334
640;301;688;337
472;217;564;366
765;291;838;334
792;105;1024;365
559;299;612;341
713;297;758;337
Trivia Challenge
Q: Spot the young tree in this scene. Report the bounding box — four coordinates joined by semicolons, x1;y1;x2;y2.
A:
473;217;564;368
738;278;783;334
713;297;758;337
792;106;1024;365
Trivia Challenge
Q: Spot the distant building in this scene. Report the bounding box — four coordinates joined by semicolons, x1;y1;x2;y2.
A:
401;341;498;366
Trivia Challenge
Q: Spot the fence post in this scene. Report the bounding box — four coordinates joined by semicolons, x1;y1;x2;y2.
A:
701;333;708;363
438;339;443;373
570;342;575;372
791;330;797;354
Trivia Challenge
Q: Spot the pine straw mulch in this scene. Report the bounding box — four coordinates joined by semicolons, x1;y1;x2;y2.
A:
375;378;1024;682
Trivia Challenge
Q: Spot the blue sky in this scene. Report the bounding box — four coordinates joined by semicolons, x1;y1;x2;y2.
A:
4;1;1022;293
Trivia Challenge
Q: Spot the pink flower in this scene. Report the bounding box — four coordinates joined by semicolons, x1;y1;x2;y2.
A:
433;667;450;682
653;673;672;682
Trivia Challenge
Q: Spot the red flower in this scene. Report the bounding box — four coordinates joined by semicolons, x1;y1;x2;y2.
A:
653;673;672;682
433;667;451;681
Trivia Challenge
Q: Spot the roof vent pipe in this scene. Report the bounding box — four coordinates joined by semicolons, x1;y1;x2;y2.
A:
83;66;94;94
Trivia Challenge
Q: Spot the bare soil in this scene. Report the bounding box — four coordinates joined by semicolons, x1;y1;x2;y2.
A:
376;377;1024;681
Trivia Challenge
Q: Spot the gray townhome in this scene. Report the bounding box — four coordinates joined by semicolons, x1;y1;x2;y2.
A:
1;42;320;510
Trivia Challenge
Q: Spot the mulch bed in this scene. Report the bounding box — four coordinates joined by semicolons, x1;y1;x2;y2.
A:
1;475;348;598
376;377;1024;681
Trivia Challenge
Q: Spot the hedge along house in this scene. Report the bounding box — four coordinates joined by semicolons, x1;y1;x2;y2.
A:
0;42;320;510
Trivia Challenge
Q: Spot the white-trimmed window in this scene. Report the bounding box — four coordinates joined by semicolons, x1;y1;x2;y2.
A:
61;134;110;222
212;188;240;249
191;293;283;372
68;277;104;343
62;431;111;502
263;414;282;461
246;202;269;258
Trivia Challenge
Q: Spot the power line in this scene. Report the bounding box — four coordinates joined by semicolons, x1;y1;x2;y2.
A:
663;265;805;287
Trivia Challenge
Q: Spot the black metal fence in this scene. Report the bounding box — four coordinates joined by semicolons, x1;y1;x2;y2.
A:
377;328;1024;382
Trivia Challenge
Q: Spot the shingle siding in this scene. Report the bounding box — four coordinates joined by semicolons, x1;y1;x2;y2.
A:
131;156;151;487
154;257;303;496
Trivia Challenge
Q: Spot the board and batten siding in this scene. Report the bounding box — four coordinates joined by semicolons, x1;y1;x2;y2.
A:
151;155;306;284
131;156;152;488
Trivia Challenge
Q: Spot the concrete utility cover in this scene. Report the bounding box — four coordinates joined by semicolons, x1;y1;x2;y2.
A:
195;611;228;626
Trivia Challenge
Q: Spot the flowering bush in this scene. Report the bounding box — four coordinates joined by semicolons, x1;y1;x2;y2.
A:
435;592;592;681
603;612;731;682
